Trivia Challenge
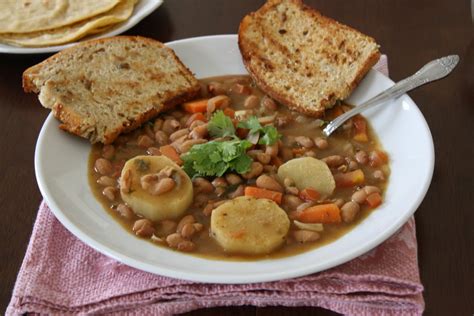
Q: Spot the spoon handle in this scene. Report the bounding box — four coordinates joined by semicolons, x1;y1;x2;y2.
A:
322;55;459;137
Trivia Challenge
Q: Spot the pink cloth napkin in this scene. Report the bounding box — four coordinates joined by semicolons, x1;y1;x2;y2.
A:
7;56;425;316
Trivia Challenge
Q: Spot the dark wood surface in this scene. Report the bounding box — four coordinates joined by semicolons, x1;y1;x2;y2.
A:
1;0;472;315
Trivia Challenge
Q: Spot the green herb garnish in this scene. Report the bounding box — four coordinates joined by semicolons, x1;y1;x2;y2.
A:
182;139;253;178
238;116;280;145
207;110;235;138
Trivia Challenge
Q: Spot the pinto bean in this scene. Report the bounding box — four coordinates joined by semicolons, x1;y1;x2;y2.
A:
373;170;386;181
208;95;231;112
153;118;164;132
244;95;260;108
228;184;245;198
314;137;329;149
242;162;264;179
176;215;195;234
265;143;279;157
355;150;368;165
333;198;345;208
225;173;242;185
155;131;169;146
208;81;226;95
364;186;381;195
97;176;116;187
147;147;161;156
95;158;113;175
295;136;314;148
137;135;154;148
322;155;345;167
256;174;283;192
193;177;214;193
341;201;360;223
150;178;176;196
190;124;208;139
162;118;181;134
296;201;315;212
169;128;189;142
166;233;184;247
102;145;115;160
262;96;278;110
177;240;196;252
133;219;155;238
283;194;303;210
179;139;207;153
102;186;117;201
120;169;132;193
116;204;134;220
348;160;359;171
351;189;367;204
293;230;320;243
256;152;271;164
181;223;196;238
231;83;251;95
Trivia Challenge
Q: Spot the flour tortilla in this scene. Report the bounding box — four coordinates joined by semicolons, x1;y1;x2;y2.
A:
0;0;120;33
0;0;137;47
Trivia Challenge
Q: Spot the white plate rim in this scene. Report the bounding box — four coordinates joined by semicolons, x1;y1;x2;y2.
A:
0;0;163;54
34;34;435;284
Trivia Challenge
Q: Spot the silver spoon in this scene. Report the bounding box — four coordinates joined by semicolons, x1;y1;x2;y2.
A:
322;55;460;137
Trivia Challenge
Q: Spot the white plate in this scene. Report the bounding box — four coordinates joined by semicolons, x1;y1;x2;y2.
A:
0;0;163;54
35;35;434;283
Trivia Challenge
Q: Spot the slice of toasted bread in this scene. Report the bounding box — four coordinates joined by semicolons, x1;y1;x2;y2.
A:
238;0;380;116
23;36;200;144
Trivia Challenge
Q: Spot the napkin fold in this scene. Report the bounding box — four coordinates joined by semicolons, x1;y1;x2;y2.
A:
7;55;425;316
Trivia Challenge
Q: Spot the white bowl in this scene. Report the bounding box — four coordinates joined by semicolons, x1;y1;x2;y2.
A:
0;0;163;54
35;35;434;283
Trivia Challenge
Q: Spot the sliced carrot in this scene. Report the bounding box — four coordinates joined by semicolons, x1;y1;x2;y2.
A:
366;192;382;208
182;99;209;113
295;203;341;224
159;145;182;164
223;107;235;118
299;188;320;202
186;112;207;126
352;115;369;142
244;186;283;204
369;150;389;167
334;169;365;187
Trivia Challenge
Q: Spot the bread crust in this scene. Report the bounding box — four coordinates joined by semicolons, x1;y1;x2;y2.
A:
23;36;200;144
238;0;380;117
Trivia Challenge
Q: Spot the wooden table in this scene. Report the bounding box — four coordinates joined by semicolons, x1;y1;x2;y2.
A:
1;0;472;314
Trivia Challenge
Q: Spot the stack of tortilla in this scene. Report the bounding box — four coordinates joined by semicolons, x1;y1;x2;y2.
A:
0;0;138;47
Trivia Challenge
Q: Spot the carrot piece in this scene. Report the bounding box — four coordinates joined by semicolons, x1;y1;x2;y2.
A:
244;186;283;204
223;107;235;118
299;188;320;202
159;145;182;164
296;203;342;224
369;150;389;167
186;112;207;126
334;169;365;187
366;192;382;208
352;115;369;142
182;99;209;113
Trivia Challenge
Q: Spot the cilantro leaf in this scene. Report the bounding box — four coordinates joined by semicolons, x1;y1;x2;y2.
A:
207;110;235;138
259;125;280;145
237;116;281;145
182;139;253;178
